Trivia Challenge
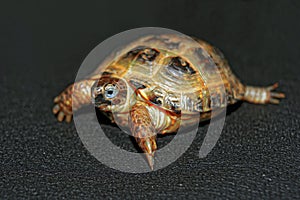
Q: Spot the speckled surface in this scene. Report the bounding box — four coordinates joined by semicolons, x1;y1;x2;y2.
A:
1;0;300;199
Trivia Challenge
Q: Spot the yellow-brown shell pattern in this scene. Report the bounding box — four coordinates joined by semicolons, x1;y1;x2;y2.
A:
94;34;245;117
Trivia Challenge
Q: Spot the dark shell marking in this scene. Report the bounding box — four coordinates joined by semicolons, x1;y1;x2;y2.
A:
167;56;196;76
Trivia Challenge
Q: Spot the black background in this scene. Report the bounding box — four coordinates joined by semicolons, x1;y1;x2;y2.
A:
1;0;300;199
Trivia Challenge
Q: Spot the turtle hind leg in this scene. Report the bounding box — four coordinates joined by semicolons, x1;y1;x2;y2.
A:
242;83;285;104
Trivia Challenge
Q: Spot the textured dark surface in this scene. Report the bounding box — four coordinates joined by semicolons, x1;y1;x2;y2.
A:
1;0;300;199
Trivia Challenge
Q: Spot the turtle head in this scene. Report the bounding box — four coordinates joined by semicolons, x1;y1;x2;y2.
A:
91;75;128;112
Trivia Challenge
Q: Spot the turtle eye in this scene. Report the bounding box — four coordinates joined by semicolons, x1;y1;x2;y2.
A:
104;84;119;99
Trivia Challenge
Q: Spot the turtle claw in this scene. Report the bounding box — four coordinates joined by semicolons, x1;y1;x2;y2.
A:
267;83;285;104
52;94;73;123
52;104;60;114
57;111;65;122
269;92;285;104
270;92;285;99
53;96;60;103
52;103;73;123
65;114;72;123
267;82;279;90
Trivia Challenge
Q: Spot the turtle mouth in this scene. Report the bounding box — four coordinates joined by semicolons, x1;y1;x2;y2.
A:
93;103;111;111
93;94;111;104
92;93;112;110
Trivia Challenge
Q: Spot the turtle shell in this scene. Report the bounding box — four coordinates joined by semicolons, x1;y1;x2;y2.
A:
91;34;244;120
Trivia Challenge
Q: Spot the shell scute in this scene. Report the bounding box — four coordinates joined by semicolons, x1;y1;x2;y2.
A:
96;34;244;115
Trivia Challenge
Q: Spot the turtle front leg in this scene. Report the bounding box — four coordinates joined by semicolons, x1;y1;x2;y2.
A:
53;80;94;122
129;102;157;170
243;83;285;104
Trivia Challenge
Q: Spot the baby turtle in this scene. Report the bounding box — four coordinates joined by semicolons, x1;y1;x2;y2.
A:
53;34;285;170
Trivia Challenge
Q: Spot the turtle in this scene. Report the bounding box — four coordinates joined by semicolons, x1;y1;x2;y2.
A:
52;34;285;170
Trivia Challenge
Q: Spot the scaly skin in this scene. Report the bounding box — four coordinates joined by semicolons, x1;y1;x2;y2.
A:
53;79;95;122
